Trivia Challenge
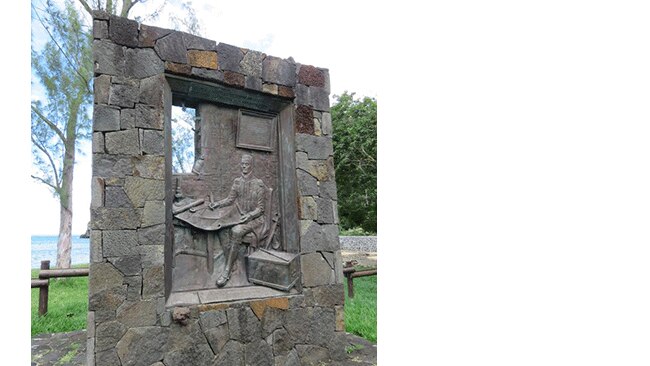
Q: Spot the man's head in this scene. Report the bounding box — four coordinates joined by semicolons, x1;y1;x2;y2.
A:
240;154;253;175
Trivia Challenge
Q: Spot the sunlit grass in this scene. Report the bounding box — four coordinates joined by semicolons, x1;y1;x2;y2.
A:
344;274;377;342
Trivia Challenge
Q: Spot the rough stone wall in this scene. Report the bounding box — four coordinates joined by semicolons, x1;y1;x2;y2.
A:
89;11;344;366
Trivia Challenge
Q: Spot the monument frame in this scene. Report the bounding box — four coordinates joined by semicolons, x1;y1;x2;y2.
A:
88;11;345;366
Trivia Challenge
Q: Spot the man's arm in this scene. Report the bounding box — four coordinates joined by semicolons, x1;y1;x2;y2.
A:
209;180;238;209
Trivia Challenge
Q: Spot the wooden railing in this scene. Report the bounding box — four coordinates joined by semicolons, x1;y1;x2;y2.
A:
30;260;89;316
343;266;377;299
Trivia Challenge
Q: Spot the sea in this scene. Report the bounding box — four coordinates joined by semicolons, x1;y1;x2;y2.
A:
31;235;90;268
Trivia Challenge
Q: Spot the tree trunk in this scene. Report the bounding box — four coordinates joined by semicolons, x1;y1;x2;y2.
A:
56;204;73;268
56;105;78;269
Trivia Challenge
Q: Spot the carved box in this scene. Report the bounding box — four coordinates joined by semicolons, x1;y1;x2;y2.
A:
246;249;300;291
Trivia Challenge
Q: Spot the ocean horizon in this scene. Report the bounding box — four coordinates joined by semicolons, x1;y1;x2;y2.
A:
31;235;90;269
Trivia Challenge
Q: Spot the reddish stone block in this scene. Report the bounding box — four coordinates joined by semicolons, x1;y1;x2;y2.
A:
224;71;245;87
278;85;295;98
165;62;191;75
295;105;314;135
298;65;325;88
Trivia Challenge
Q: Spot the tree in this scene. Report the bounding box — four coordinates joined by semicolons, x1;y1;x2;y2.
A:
31;0;93;269
331;92;377;233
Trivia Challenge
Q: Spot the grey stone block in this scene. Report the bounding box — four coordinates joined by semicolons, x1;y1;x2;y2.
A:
103;230;138;257
139;245;164;267
91;207;142;230
140;129;165;155
137;223;165;245
216;42;244;72
125;48;164;79
116;326;168;366
139;24;172;48
139;74;165;107
227;307;261;343
89;261;123;295
275;349;300;366
94;74;111;104
92;132;105;153
93;20;108;39
109;15;138;47
295;84;309;106
154;32;187;64
301;252;334;287
93;40;124;76
199;310;227;330
204;324;229;354
96;320;127;352
191;67;223;82
260;307;285;338
270;328;293;356
86;337;95;366
105;129;140;155
117;300;158;327
321;112;332;136
240;50;265;77
108;81;139;108
300;221;340;253
96;349;120;366
299;196;317;220
305;284;344;307
310;307;336;347
120;108;135;129
318;179;338;200
90;230;102;262
315;197;335;224
142;200;165;227
262;56;296;86
134;104;164;130
124;176;164;208
89;286;126;315
309;86;330;112
92;154;133;178
164;343;215;366
108;255;141;276
244;340;274;366
94;105;120;132
296;344;329;365
328;331;347;361
132;155;165;179
284;308;310;344
215;340;244;366
295;134;333;160
245;76;262;91
182;32;217;51
122;275;142;300
297;170;318;196
91;176;104;209
142;266;164;299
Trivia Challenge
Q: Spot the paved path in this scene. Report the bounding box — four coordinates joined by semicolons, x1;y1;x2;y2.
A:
31;330;376;365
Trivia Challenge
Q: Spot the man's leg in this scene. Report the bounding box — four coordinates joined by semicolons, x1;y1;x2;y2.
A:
217;223;254;287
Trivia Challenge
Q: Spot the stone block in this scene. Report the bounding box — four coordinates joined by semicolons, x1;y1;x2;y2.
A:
109;15;138;47
94;105;120;132
295;105;314;135
140;129;165;155
93;154;133;178
318;179;338;200
124;176;165;208
262;83;278;95
191;67;224;82
328;331;347;361
298;65;326;88
154;32;187;64
94;74;111;104
164;343;215;366
182;32;217;51
204;324;229;354
311;284;344;307
165;61;192;75
93;40;124;76
295;84;309;105
295;153;335;182
227;307;261;343
116;326;168;366
95;320;127;352
139;245;164;267
245;76;262;91
134;104;164;130
108;255;141;276
315;196;335;224
90;230;102;262
125;48;164;79
137;223;165;245
295;134;333;160
262;56;296;86
139;24;172;48
91;207;142;230
270;327;293;356
187;50;217;69
117;300;158;327
278;85;294;98
105;129;140;155
240;50;265;77
120;108;135;129
313;117;322;136
142;266;164;299
299;196;317;220
93;20;108;39
108;82;139;108
122;275;141;301
142;200;165;227
96;349;120;366
297;170;318;196
216;42;244;72
309;86;330;112
133;154;165;178
300;221;340;253
93;132;105;153
91;177;105;209
224;71;245;87
335;305;345;332
321;112;332;136
284;308;310;344
104;186;132;208
301;252;334;287
199;310;227;330
89;285;126;314
296;345;329;366
139;74;166;107
261;307;285;338
86;337;95;366
275;349;301;366
89;262;123;296
309;307;336;347
244;340;274;366
103;230;138;257
215;340;244;366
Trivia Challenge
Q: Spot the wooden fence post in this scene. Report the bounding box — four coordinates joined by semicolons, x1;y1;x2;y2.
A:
38;260;50;316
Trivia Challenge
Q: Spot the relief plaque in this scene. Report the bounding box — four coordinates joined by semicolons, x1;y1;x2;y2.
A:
236;110;277;152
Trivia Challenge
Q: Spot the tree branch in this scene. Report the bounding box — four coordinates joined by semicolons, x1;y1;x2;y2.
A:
31;135;61;190
31;175;59;192
77;0;93;15
32;105;67;144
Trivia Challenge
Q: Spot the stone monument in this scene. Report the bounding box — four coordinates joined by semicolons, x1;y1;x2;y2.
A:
88;11;345;365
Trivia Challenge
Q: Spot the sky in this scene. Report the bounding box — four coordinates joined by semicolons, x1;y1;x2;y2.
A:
12;1;650;364
29;0;382;235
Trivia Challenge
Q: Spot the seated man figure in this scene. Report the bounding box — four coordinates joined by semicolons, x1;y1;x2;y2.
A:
209;154;267;287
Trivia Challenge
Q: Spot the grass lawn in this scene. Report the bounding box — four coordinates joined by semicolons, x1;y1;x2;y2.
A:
344;274;377;342
31;267;89;337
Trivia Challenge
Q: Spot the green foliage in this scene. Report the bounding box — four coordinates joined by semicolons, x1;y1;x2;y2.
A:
344;275;377;342
340;227;376;236
332;92;377;233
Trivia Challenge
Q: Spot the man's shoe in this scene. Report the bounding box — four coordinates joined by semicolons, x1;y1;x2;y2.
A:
216;272;229;287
